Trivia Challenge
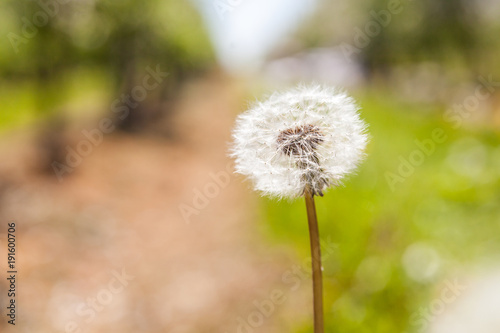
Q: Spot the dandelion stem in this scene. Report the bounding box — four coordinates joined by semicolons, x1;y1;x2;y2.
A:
304;185;324;333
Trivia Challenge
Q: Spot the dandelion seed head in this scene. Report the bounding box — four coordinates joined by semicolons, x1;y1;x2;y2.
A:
277;124;324;157
231;84;369;199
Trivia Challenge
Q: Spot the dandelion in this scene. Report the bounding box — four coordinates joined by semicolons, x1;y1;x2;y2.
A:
231;84;368;333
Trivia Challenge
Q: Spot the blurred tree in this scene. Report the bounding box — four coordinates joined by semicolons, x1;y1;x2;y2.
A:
1;0;214;174
359;0;477;78
290;0;481;79
2;0;81;173
89;0;215;132
415;0;477;63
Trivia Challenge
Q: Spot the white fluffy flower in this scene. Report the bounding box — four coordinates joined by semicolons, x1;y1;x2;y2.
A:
231;85;368;199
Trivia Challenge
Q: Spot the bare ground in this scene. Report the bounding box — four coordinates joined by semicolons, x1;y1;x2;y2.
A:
0;76;312;333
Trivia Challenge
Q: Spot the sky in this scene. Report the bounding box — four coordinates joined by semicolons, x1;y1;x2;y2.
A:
192;0;318;73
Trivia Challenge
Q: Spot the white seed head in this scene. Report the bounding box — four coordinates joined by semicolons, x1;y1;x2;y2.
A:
231;84;369;199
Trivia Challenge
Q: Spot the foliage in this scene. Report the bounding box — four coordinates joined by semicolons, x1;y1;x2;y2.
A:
0;0;215;121
261;92;500;332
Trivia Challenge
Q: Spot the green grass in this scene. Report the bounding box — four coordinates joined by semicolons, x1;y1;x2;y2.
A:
0;80;37;131
0;69;112;132
3;76;499;331
259;91;500;332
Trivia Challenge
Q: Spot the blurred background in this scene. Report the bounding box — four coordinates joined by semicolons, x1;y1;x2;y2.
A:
1;0;500;332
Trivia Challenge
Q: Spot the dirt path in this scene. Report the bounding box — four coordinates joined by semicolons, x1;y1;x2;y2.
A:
0;76;308;333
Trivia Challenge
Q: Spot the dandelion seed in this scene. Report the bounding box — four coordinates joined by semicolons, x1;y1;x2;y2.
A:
231;84;368;199
230;84;369;333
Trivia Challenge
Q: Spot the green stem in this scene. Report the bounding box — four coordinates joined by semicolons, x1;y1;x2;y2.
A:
305;186;324;333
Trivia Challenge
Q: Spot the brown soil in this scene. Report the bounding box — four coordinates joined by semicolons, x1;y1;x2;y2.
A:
0;76;310;333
